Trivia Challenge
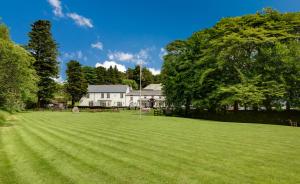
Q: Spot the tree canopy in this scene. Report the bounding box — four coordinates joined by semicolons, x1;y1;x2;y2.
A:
66;60;88;107
0;23;38;111
28;20;59;107
81;64;161;88
162;9;300;112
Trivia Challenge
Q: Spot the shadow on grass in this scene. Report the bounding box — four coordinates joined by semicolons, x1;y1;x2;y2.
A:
165;110;300;127
0;122;14;128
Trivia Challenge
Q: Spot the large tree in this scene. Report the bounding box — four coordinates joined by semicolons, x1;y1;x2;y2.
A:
28;20;59;108
66;60;88;107
0;23;38;111
162;9;300;112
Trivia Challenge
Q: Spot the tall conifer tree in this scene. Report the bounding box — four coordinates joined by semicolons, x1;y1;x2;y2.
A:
28;20;59;107
66;60;88;107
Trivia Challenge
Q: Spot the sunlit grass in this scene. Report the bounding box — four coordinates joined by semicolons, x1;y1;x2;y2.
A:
0;111;299;184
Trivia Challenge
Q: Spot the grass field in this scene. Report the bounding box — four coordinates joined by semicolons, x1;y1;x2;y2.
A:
0;111;299;184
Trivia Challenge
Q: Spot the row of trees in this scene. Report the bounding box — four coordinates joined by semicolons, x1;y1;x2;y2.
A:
81;65;161;89
162;9;300;113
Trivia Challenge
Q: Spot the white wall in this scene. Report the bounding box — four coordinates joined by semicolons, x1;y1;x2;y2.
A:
80;92;127;107
79;87;165;107
126;95;165;108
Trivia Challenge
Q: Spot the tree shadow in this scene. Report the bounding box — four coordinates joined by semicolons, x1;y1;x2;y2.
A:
0;122;14;128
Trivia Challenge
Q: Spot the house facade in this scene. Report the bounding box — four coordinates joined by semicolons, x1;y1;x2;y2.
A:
79;85;130;107
79;84;165;108
126;84;165;108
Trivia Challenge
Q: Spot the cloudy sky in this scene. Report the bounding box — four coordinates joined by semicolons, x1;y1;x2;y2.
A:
0;0;299;79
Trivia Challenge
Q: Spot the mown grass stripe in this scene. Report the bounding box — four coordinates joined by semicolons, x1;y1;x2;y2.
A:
0;128;19;184
29;114;296;168
26;113;300;183
16;117;125;184
30;115;244;157
2;124;74;184
34;113;295;154
20;118;177;184
23;115;241;183
15;112;300;183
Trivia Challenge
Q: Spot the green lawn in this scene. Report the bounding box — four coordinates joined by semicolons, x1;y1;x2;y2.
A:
0;111;299;184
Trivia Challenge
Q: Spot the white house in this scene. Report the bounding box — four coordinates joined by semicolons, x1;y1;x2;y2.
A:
79;85;131;107
79;84;165;108
126;84;165;108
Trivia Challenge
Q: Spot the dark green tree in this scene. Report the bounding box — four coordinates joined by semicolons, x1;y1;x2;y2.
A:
82;66;97;85
28;20;59;107
66;60;88;107
95;66;107;84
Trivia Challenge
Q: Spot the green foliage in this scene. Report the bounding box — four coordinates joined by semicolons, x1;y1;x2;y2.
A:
128;65;155;89
0;23;38;111
66;60;88;107
27;20;59;107
0;24;10;40
82;66;97;85
121;79;138;90
162;9;300;112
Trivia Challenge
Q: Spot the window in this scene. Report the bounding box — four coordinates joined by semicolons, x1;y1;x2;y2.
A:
99;100;106;107
120;93;124;98
117;102;122;107
130;96;133;101
107;93;110;98
86;93;90;98
101;93;104;98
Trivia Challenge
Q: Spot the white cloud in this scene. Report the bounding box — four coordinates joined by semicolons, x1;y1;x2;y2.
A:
48;0;64;17
135;49;149;65
67;13;93;28
91;42;103;50
61;51;86;61
52;76;65;84
47;1;94;29
95;61;127;72
77;51;83;59
148;68;161;75
107;49;150;65
108;52;134;61
159;48;167;60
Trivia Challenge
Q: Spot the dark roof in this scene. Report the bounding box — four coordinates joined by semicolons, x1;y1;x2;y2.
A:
88;85;129;93
127;90;162;96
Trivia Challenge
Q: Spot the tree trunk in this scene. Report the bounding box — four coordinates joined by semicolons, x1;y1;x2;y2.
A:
265;102;272;111
71;96;75;107
185;97;191;117
37;97;41;109
234;101;238;112
252;104;258;111
286;101;291;111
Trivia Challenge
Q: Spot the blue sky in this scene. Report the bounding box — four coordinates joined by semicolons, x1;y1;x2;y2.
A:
0;0;299;80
